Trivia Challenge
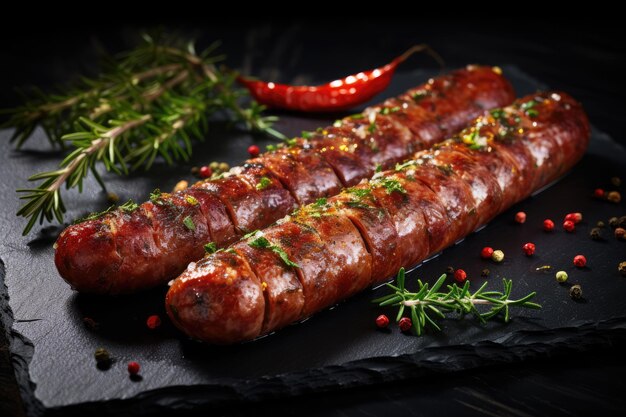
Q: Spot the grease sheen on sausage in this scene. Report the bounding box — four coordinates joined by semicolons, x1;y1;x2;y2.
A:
55;66;514;294
166;92;590;344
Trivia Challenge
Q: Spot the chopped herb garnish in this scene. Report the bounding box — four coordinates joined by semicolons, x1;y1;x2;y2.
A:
149;189;162;202
256;176;272;190
204;242;217;253
350;113;365;119
521;100;537;110
395;160;416;171
301;131;312;139
248;236;299;268
266;144;278;152
313;197;328;208
376;178;406;194
375;164;383;173
368;121;377;134
347;187;372;198
344;200;370;209
489;109;504;119
436;164;454;176
182;215;195;231
412;91;427;102
526;109;539;117
285;138;298;147
380;106;400;115
185;195;199;205
75;205;115;223
120;199;139;213
333;120;343;127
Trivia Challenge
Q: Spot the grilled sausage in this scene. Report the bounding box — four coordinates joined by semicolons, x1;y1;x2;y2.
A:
55;66;514;294
165;92;590;344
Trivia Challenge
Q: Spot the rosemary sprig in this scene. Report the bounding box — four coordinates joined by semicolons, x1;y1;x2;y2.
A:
373;268;541;335
4;34;286;235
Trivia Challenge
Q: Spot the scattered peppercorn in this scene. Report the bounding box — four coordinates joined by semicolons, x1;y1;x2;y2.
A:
481;247;494;259
492;250;505;263
454;269;468;283
127;361;140;376
607;191;622;203
573;255;587;268
199;166;212;178
375;314;390;329
218;162;230;172
543;219;555;232
565;212;583;224
106;192;120;203
190;166;199;176
83;317;99;330
248;144;260;157
619;261;626;277
94;348;111;365
615;228;626;241
609;217;619;228
172;180;188;193
445;266;455;275
590;228;603;240
146;315;161;330
556;270;568;283
619;217;626;228
563;220;575;232
611;177;622;187
209;161;220;171
481;268;490;277
597;220;605;228
398;317;413;332
593;188;605;199
522;242;536;256
515;211;527;224
569;284;583;300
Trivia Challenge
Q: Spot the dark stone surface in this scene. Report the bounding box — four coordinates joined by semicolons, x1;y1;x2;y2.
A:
1;67;626;416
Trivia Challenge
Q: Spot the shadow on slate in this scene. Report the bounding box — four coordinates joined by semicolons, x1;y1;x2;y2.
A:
1;66;626;416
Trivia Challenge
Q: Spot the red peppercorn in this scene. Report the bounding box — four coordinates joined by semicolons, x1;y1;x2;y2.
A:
543;219;555;232
146;315;161;330
398;317;412;332
563;220;575;232
522;242;536;256
481;247;494;259
199;166;212;178
127;361;140;375
515;211;527;224
593;188;605;199
573;255;587;268
247;144;260;157
565;212;583;224
454;269;467;283
375;314;390;329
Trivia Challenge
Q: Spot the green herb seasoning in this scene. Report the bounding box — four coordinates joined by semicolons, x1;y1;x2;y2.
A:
182;215;195;231
204;242;217;253
185;195;199;205
248;236;299;268
375;178;406;194
412;91;428;102
119;200;139;213
256;176;272;190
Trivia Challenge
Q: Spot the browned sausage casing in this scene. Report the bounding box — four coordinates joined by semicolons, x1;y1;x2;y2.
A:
166;92;590;344
55;66;514;294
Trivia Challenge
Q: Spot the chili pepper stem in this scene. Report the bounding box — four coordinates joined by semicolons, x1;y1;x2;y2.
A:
395;44;445;68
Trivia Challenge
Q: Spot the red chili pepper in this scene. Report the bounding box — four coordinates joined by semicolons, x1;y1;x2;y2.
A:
237;45;441;112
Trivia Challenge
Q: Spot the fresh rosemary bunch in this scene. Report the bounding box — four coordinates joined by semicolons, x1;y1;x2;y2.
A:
373;268;541;335
4;34;285;235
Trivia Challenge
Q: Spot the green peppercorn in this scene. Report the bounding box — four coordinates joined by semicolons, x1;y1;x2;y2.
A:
619;261;626;277
491;250;505;263
218;162;230;172
209;161;220;171
619;216;626;228
556;270;568;283
590;227;603;241
570;284;583;300
481;268;490;277
94;348;110;363
609;217;619;228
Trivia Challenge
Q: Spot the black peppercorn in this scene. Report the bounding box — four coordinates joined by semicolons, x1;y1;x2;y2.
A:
619;216;626;229
94;348;110;363
445;266;455;275
481;268;490;277
611;176;622;187
609;217;619;228
590;228;603;241
619;262;626;277
82;317;99;330
596;220;605;228
569;284;583;300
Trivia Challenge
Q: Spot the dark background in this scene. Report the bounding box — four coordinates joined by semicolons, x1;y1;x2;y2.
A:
2;17;625;416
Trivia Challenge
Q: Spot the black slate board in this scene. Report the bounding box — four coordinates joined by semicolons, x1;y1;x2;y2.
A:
2;67;626;416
